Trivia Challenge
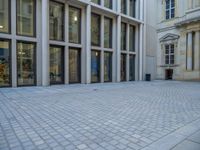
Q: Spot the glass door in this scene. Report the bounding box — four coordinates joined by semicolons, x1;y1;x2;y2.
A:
69;48;81;83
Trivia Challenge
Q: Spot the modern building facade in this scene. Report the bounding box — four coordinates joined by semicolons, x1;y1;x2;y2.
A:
156;0;200;80
0;0;145;87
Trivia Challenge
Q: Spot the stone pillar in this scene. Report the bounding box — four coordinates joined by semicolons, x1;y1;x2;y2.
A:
187;32;193;71
194;31;200;70
116;15;121;82
139;23;144;80
41;0;49;86
85;4;91;84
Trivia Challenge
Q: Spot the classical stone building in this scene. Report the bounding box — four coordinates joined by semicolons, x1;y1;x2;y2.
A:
156;0;200;80
0;0;146;87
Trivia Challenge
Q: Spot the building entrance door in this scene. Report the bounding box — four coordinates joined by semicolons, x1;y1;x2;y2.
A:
165;69;173;80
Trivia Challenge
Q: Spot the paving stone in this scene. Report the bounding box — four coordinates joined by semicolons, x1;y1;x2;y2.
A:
0;81;200;150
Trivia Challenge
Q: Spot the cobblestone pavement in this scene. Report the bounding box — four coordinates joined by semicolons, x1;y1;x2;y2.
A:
0;81;200;150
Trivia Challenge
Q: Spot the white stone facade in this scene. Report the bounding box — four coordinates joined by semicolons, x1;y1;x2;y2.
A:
156;0;200;80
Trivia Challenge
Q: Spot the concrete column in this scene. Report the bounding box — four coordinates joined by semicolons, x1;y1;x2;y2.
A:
116;15;121;82
194;31;200;70
41;0;49;86
11;0;17;87
139;23;144;80
85;4;91;84
187;32;193;71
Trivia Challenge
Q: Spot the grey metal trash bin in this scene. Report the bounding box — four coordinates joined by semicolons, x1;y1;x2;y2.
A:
146;74;151;81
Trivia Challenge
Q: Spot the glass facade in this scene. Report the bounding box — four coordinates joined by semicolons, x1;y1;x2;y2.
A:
69;48;81;83
121;54;126;81
129;55;135;81
129;25;135;52
121;23;127;50
50;46;64;84
49;1;64;41
130;0;136;17
104;52;112;82
121;0;127;14
104;17;112;48
17;42;36;86
69;7;81;44
104;0;112;9
0;0;10;33
17;0;35;36
0;40;11;87
91;13;101;46
91;50;100;83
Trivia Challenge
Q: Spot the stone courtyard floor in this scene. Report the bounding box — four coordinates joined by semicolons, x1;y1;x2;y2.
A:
0;81;200;150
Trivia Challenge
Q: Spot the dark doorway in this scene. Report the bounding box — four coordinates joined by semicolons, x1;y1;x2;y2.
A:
165;69;173;80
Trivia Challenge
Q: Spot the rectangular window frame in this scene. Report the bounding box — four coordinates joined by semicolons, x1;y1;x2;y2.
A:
16;0;37;37
104;17;113;49
91;13;101;47
165;0;175;20
69;47;81;84
17;41;37;87
49;45;65;85
0;38;12;87
68;6;81;44
0;0;11;34
165;44;175;65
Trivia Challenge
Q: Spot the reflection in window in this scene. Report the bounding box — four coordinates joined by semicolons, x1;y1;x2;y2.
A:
104;17;112;48
0;0;10;33
50;46;64;84
91;13;101;46
49;1;64;41
0;40;11;87
121;54;126;81
129;25;135;52
17;0;35;36
69;48;81;83
91;0;100;4
129;55;135;81
91;50;100;83
130;0;136;17
69;7;81;44
104;0;112;9
104;52;112;82
17;42;36;86
121;0;127;14
121;23;127;50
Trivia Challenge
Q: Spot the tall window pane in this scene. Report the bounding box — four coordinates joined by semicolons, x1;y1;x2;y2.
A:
129;55;135;81
91;13;101;46
104;52;112;82
17;0;35;36
69;48;81;83
91;0;100;4
130;0;136;17
121;23;127;50
91;50;100;83
104;17;112;48
69;7;81;44
121;0;127;14
129;25;135;52
17;42;36;86
121;54;126;81
50;46;64;84
0;0;10;33
104;0;112;9
0;40;11;87
49;1;64;41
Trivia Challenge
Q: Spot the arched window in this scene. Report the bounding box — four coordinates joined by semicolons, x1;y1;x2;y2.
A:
165;0;175;20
